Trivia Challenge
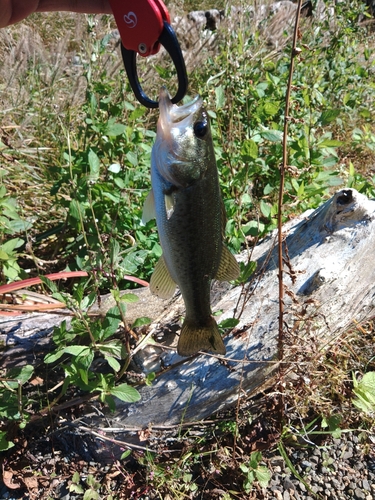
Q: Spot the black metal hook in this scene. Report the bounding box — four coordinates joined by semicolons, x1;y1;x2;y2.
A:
121;22;188;109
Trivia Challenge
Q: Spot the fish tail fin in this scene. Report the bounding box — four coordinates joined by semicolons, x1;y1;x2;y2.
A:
177;316;226;357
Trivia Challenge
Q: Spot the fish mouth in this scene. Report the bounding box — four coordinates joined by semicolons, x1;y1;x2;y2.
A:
158;87;202;128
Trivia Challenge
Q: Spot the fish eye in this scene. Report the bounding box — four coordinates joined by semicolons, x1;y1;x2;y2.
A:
193;120;208;138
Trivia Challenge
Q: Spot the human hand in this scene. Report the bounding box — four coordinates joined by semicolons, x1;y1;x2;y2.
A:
0;0;112;28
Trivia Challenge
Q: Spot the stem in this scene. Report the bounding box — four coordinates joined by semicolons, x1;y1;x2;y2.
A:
278;0;303;363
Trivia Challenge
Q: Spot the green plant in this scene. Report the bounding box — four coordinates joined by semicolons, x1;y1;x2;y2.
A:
0;181;32;282
240;451;271;492
69;471;102;500
352;371;375;414
0;365;34;450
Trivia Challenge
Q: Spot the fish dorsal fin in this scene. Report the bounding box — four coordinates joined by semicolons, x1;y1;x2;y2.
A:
215;245;240;282
142;189;156;224
150;255;177;299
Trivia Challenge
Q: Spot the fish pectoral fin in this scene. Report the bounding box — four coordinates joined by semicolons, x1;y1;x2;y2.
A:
177;316;226;357
150;255;177;299
142;189;156;224
164;193;175;220
215;245;240;282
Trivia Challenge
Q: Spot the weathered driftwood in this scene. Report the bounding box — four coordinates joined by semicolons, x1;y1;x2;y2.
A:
1;188;375;457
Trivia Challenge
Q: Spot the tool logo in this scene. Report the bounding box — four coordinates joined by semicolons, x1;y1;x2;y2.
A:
124;11;137;28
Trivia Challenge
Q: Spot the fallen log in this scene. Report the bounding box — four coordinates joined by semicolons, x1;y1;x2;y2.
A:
1;188;374;459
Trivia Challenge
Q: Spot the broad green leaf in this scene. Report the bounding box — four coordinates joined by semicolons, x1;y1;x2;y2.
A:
219;318;239;329
7;365;34;385
318;109;340;126
110;383;141;403
260;200;271;218
0;249;9;260
132;316;152;328
69;199;84;220
242;220;265;236
261;130;283;142
0;431;14;451
108;163;121;173
64;345;91;357
241;139;258;161
352;372;375;413
88;149;100;181
107;122;126;137
44;349;65;364
105;355;121;372
119;293;139;304
215;85;225;109
256;466;271;488
98;341;124;359
126;151;138;167
263;101;279;117
1;238;24;253
317;139;344;148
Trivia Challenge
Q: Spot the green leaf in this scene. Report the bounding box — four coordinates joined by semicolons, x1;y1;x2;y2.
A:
105;355;121;372
7;365;34;385
44;349;65;364
215;85;225;109
64;345;91;357
110;383;141;403
0;249;9;260
0;431;14;451
219;318;239;329
88;149;100;181
317;139;344;148
119;293;139;304
256;466;271;488
131;316;152;328
121;449;132;460
126;151;138;167
69;199;84;220
108;163;121;173
260;200;271;218
352;372;375;413
263;101;279;117
107;122;126;137
241;139;258;161
1;238;24;253
83;490;100;500
261;129;283;142
318;109;340;126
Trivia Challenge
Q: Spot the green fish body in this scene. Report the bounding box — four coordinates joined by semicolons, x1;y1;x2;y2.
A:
143;89;239;356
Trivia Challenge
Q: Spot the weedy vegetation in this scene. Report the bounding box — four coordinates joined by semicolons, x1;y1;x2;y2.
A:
0;0;375;498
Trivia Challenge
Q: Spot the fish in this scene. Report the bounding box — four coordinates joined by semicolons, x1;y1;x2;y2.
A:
142;88;240;356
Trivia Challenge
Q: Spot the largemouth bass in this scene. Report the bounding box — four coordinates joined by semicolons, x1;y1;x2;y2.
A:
143;88;239;356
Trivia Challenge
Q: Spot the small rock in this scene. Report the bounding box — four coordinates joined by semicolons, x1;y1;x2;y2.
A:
274;491;283;500
362;479;370;491
283;478;295;491
283;491;290;500
354;488;366;500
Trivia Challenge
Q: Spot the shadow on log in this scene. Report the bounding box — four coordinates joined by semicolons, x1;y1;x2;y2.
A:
1;188;374;460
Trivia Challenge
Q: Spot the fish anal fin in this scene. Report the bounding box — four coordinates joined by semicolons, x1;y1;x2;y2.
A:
142;189;156;224
177;316;226;357
150;255;176;299
215;245;240;282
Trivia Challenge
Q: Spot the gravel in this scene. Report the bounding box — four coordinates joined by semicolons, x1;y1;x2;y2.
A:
264;431;375;500
0;427;373;499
